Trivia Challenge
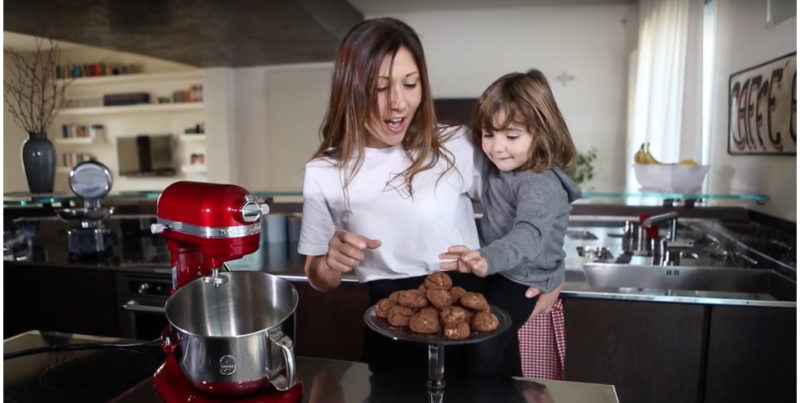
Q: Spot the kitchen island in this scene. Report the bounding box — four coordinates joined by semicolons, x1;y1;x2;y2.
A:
5;330;620;403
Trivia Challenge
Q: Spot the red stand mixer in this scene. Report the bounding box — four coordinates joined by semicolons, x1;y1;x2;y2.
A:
150;181;303;403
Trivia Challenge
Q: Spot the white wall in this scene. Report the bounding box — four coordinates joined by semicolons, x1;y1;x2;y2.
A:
225;63;332;191
363;5;639;191
707;0;796;221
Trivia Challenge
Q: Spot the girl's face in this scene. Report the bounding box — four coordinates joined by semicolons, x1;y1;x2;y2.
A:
366;46;422;148
481;113;534;172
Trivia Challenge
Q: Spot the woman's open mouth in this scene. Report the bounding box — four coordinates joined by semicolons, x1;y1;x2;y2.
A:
384;117;406;134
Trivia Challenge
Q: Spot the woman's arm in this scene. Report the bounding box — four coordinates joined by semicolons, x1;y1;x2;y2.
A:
304;229;381;292
525;281;563;315
304;255;342;292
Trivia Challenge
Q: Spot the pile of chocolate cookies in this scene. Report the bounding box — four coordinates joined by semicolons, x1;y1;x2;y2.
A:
373;272;500;340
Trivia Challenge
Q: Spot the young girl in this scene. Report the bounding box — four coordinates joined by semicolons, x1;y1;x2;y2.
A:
440;69;581;377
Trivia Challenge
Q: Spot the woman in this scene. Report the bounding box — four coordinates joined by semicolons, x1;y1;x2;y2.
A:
298;17;482;369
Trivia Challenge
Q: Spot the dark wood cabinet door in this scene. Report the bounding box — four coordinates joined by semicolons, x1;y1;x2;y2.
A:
704;305;796;403
4;264;40;338
563;297;707;403
35;266;119;337
293;281;369;361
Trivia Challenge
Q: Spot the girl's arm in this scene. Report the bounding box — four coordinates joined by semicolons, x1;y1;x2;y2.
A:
480;175;564;273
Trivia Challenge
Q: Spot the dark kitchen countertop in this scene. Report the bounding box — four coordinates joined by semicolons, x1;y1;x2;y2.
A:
5;330;619;403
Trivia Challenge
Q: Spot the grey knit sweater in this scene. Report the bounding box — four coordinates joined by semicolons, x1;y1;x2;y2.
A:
478;167;581;292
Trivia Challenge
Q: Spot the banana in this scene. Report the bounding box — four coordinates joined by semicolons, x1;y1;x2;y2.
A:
644;143;661;164
634;142;662;164
634;143;649;164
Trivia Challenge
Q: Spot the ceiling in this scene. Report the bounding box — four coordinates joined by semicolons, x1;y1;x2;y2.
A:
3;0;634;67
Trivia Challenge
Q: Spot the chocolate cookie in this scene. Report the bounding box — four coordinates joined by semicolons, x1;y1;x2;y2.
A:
471;311;499;332
387;305;415;327
418;283;427;292
449;286;467;303
425;287;452;309
397;289;429;309
460;292;490;312
419;306;440;317
443;321;471;340
375;298;395;319
424;272;453;290
409;311;440;334
388;291;403;304
439;306;470;325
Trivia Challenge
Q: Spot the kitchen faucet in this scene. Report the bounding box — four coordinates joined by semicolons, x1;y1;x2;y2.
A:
638;211;696;265
642;211;678;242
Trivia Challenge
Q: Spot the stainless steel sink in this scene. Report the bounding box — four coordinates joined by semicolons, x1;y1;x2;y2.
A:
583;262;796;302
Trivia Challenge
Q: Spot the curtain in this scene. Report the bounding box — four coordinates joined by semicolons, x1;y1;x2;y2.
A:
626;0;702;191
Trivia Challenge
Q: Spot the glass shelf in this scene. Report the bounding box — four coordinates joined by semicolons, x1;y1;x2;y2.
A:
3;190;303;207
5;189;767;207
582;191;768;202
580;190;768;208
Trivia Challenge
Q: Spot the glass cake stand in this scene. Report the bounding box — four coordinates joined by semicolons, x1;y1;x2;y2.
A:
364;304;511;402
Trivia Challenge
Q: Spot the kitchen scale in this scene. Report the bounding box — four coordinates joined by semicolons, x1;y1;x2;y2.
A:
55;161;115;257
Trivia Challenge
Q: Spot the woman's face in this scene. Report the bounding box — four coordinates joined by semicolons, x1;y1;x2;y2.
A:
366;46;422;148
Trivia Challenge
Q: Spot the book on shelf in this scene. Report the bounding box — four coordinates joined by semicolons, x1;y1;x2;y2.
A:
60;123;103;139
61;152;95;168
103;92;151;106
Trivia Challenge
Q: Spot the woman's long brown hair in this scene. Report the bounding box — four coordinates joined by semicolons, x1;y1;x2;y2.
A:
313;18;454;195
472;69;577;174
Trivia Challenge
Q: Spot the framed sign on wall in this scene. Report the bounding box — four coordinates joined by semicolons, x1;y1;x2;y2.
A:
728;52;796;155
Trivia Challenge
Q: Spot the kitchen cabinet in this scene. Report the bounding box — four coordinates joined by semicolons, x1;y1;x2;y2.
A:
562;297;707;403
4;262;119;338
704;305;796;403
292;281;370;362
51;71;206;192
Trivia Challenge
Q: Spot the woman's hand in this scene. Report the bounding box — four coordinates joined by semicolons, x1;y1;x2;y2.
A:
305;229;380;292
438;245;489;277
525;281;563;316
326;229;381;273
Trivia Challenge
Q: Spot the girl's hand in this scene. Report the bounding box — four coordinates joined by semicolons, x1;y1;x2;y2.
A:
325;229;381;273
438;245;489;277
525;281;563;316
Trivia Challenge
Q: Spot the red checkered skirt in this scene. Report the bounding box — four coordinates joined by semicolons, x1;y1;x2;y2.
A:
518;298;566;379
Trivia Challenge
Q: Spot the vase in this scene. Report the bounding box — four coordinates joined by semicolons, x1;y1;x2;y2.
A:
21;131;56;194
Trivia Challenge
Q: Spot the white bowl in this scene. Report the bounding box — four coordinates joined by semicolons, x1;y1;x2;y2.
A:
633;164;710;192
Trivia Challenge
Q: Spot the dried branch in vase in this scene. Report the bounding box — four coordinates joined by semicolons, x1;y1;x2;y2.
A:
3;37;72;134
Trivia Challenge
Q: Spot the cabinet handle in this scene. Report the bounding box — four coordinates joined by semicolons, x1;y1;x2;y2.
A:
122;300;165;313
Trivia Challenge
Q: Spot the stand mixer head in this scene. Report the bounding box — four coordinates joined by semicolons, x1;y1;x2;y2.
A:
151;181;269;289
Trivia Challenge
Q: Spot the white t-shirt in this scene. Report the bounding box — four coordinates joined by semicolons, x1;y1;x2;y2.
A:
298;126;481;282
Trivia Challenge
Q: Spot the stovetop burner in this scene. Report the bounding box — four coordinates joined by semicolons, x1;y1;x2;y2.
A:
4;331;163;403
39;348;157;392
